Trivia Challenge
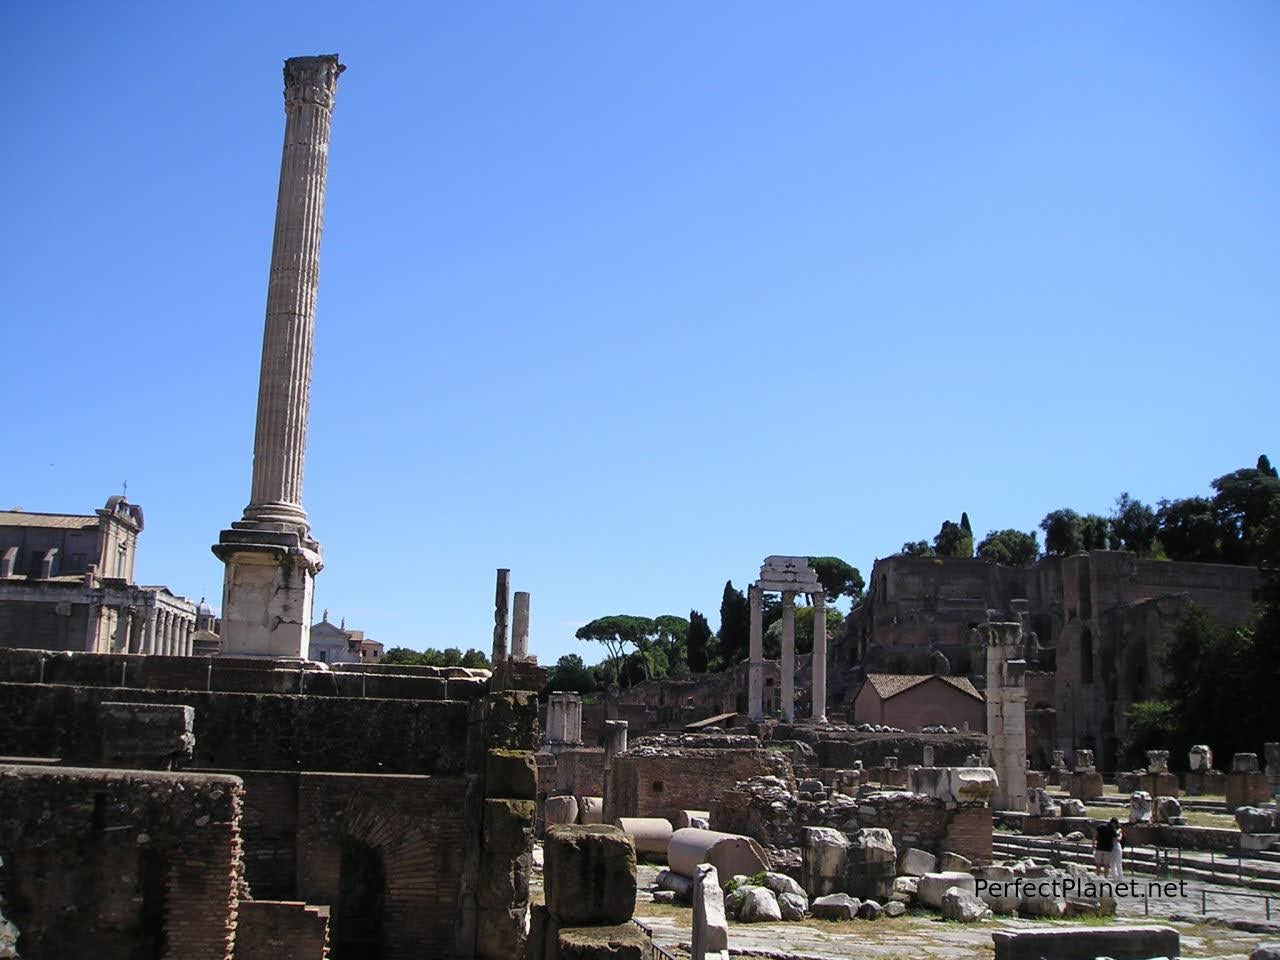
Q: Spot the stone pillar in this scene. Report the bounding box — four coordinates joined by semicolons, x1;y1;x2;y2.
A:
603;719;628;759
511;591;530;659
748;584;763;721
811;590;827;722
213;55;343;659
182;620;193;656
492;568;510;663
129;610;146;654
143;609;158;654
982;618;1027;811
780;591;795;723
1264;743;1280;799
113;607;129;653
691;863;729;960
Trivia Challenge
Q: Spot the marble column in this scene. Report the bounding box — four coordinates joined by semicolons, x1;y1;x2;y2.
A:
144;609;158;654
492;568;510;663
511;591;530;659
811;590;827;722
213;55;343;658
129;611;146;654
84;602;101;652
113;608;129;653
747;584;763;721
983;619;1028;811
780;592;796;722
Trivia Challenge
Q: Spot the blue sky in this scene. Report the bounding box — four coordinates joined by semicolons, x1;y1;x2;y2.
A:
2;2;1276;665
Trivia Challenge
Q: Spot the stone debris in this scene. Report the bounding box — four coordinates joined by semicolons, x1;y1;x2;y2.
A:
1059;798;1087;817
737;886;782;923
898;847;937;876
917;871;975;910
1129;790;1154;823
856;898;884;920
691;863;729;960
883;900;906;918
972;865;1018;914
890;875;919;903
938;851;972;872
1237;806;1280;834
941;886;992;923
811;893;860;920
761;871;806;901
544;824;638;926
1155;795;1186;825
778;892;808;920
920;725;960;734
801;826;849;897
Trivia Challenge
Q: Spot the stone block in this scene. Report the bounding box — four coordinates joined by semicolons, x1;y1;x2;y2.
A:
898;847;936;877
811;893;859;921
692;864;729;957
544;825;637;926
992;925;1179;960
577;796;604;825
846;827;896;901
737;886;781;923
1236;806;1280;834
1189;744;1213;771
778;892;807;920
487;749;538;800
1060;798;1088;817
1234;753;1261;773
556;923;650;960
545;795;579;826
1154;796;1183;825
972;865;1018;914
1226;772;1272;812
1066;771;1104;801
1129;791;1153;823
484;798;536;853
938;852;972;872
941;886;991;922
802;827;849;896
98;702;194;768
917;872;975;910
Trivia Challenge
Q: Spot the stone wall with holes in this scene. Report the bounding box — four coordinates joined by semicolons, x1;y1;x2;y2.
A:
0;763;243;960
603;746;794;823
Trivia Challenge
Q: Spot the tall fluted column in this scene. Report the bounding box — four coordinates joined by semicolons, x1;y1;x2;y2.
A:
781;592;795;722
492;568;510;663
748;585;763;721
214;55;344;659
512;591;530;659
811;590;827;722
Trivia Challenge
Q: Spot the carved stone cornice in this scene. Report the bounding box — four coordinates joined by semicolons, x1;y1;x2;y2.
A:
283;54;344;111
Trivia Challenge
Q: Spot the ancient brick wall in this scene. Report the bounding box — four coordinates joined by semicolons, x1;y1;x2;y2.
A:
855;792;992;864
603;747;793;823
0;681;470;774
0;763;242;960
234;900;330;960
555;747;605;797
775;729;987;769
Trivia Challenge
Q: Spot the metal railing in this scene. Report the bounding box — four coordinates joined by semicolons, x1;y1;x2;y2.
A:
631;918;679;960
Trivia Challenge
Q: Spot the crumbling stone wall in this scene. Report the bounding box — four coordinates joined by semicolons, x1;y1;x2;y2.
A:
772;726;986;769
603;744;793;823
234;900;329;960
0;680;470;774
0;763;243;960
554;747;606;797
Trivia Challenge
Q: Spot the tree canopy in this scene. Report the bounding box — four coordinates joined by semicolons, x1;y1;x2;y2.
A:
807;556;865;603
975;529;1039;566
381;646;490;669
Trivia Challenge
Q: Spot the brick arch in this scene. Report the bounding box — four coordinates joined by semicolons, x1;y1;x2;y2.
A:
295;774;469;960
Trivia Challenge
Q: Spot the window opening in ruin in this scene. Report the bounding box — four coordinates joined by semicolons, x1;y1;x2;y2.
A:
651;781;664;793
91;793;107;831
332;836;386;960
1080;628;1094;683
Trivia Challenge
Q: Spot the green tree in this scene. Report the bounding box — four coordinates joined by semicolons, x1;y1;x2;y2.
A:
651;614;690;677
1211;456;1280;564
718;581;751;666
900;540;934;557
687;610;712;673
461;649;491;669
807;556;865;603
1111;492;1160;556
933;518;973;558
975;529;1039;566
575;615;656;685
1080;513;1112;551
547;653;597;694
1156;497;1224;562
1040;509;1085;555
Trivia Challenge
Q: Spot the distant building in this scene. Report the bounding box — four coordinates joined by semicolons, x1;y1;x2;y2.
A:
851;673;986;732
0;497;207;654
308;612;383;664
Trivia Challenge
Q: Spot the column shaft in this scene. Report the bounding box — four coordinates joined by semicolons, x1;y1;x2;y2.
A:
511;591;530;659
748;585;763;721
492;568;510;662
781;592;795;723
811;591;827;722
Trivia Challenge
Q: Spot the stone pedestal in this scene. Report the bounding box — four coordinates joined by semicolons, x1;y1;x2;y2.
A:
1226;772;1271;812
1066;770;1105;801
213;55;343;658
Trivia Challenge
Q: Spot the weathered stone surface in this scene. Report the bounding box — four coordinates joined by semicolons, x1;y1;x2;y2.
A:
1189;744;1213;771
992;925;1179;960
762;872;805;900
917;872;975;910
890;875;918;903
1236;806;1280;834
811;893;859;920
577;796;604;825
484;798;536;853
847;827;896;900
655;869;692;900
545;795;579;826
941;886;991;922
98;701;194;768
1249;944;1280;960
486;749;537;800
883;900;906;918
1154;795;1183;825
669;828;769;884
971;865;1017;914
857;898;884;920
801;826;848;896
1235;753;1261;773
557;923;649;960
616;817;673;858
938;851;972;872
738;886;782;923
898;847;936;876
544;825;637;925
778;892;808;920
1059;798;1087;817
1018;882;1068;918
1129;791;1153;823
692;864;728;959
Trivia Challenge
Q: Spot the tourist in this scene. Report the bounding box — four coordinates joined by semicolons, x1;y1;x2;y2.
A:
1092;817;1116;876
1109;818;1125;879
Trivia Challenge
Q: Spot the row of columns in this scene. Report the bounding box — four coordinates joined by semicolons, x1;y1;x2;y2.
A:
747;585;827;723
492;568;532;663
103;606;196;656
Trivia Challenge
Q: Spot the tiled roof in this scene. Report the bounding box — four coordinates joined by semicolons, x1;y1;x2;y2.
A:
864;673;983;702
0;511;98;530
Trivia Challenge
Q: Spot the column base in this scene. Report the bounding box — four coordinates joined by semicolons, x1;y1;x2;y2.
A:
212;524;322;659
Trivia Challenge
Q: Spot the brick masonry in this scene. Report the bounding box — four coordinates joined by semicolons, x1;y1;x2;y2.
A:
604;747;794;823
234;900;330;960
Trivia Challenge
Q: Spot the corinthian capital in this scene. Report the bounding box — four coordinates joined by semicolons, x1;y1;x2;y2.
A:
283;54;345;111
